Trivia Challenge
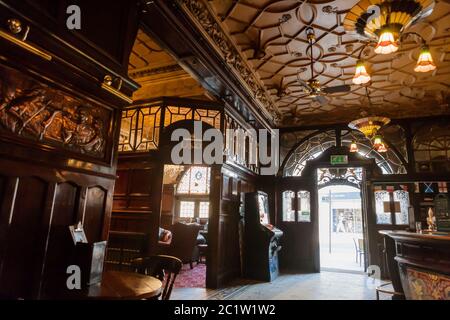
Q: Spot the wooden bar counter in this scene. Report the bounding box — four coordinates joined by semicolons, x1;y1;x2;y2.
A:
380;230;450;300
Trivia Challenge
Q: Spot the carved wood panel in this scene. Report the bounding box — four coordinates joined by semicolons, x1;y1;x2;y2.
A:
0;63;110;159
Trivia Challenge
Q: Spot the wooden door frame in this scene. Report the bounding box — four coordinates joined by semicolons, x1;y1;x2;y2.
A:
277;146;382;272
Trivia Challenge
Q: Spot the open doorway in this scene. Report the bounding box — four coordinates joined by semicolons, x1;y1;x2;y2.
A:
160;164;210;288
318;173;366;273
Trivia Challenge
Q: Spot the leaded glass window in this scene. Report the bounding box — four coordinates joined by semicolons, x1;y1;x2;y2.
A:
283;129;407;176
177;166;211;194
298;191;311;222
180;201;195;218
199;201;210;219
375;191;392;224
393;190;409;225
282;191;295;222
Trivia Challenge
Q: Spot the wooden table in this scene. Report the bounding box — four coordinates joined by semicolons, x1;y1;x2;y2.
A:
59;271;162;300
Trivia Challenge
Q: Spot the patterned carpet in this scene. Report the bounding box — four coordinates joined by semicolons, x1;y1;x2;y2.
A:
173;263;206;288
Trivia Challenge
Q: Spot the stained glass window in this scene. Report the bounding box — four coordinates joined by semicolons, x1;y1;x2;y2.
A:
177;166;211;194
282;191;295;222
393;190;409;225
180;201;195;218
199;201;210;218
282;129;407;176
298;191;311;222
375;191;392;224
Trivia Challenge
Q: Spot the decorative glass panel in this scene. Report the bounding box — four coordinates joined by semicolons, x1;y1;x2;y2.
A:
394;190;410;225
283;129;407;176
413;123;450;172
282;191;295;222
119;106;161;152
199;201;210;219
164;106;221;129
298;191;311;222
179;201;195;218
177;166;211;194
375;191;392;224
119;109;137;152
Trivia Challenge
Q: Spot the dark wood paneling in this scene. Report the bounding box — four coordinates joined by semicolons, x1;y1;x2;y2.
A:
83;187;107;243
0;177;48;299
0;0;139;298
40;182;79;295
211;165;256;287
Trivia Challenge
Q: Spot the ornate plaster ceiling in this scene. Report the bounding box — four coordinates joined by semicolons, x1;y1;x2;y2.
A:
188;0;450;127
128;29;211;101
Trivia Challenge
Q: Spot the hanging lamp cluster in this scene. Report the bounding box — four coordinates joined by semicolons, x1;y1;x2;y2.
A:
344;0;437;85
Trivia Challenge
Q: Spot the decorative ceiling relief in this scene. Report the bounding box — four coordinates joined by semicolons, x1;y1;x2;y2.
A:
178;0;281;123
0;64;108;158
129;29;209;101
201;0;450;126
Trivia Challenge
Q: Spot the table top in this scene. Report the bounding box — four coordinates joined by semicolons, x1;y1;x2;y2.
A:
65;271;162;300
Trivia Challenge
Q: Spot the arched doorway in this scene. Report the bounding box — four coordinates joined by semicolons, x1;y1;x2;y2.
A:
318;178;365;273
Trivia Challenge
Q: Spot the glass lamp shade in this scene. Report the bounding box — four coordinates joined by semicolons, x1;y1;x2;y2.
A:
352;60;371;85
374;30;399;55
373;135;383;148
414;46;436;73
349;141;359;153
377;142;388;153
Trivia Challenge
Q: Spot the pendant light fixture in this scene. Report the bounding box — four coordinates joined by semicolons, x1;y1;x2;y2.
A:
414;45;437;72
352;60;371;85
374;28;399;55
349;141;359;153
344;0;437;81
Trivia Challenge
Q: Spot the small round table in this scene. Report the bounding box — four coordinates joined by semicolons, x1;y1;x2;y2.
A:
63;271;162;300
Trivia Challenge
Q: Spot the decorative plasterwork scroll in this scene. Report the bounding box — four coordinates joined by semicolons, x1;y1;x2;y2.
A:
317;167;363;187
178;0;280;124
0;64;108;158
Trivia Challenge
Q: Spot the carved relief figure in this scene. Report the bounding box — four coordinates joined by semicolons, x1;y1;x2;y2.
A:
0;64;108;158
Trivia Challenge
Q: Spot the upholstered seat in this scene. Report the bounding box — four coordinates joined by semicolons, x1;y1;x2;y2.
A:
159;222;202;269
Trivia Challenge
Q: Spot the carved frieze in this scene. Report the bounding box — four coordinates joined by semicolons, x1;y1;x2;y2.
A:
178;0;280;123
0;64;108;158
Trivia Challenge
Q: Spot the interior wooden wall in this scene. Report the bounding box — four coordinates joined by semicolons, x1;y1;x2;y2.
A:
211;164;256;287
110;156;163;255
0;0;139;298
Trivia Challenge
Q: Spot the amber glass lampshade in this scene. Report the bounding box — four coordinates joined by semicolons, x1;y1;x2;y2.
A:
349;141;359;153
414;46;436;73
373;135;383;148
374;30;399;55
377;142;388;153
373;135;388;152
352;60;371;85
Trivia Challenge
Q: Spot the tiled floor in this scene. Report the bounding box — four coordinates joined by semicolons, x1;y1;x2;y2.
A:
171;271;391;300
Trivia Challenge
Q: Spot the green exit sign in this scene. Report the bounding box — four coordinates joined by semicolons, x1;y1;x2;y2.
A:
330;155;348;165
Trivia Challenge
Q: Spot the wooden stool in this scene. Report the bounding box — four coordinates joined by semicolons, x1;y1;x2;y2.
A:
376;282;404;300
197;244;208;264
